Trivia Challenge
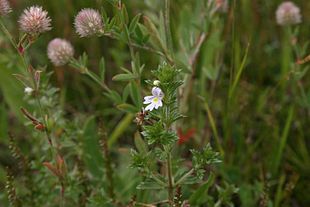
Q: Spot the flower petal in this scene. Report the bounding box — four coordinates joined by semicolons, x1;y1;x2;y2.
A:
154;100;163;109
145;103;155;111
143;96;154;104
158;100;163;107
152;87;163;97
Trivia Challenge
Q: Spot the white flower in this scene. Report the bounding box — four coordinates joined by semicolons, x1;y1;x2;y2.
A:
24;87;34;95
143;87;164;111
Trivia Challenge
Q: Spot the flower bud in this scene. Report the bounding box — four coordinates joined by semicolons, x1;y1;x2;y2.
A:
153;80;160;86
74;8;104;37
0;0;11;16
276;1;301;26
47;38;74;66
18;6;52;36
24;87;34;95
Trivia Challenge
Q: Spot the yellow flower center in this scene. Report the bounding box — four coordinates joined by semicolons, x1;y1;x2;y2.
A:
153;97;159;103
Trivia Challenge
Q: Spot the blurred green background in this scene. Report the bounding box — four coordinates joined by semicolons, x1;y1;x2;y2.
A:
0;0;310;206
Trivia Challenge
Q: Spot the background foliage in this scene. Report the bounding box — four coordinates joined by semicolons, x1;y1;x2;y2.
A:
0;0;309;206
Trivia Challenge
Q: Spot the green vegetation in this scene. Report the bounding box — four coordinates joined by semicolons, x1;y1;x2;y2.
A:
0;0;309;206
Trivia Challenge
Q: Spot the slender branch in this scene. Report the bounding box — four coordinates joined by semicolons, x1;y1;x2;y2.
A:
85;70;110;92
0;18;18;50
180;32;207;113
174;169;194;186
150;172;166;187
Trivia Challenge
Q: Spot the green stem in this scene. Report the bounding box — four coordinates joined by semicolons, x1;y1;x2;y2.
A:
150;172;166;187
204;101;224;156
180;33;207;114
85;70;110;92
167;151;174;206
0;18;17;50
164;0;173;54
100;131;115;201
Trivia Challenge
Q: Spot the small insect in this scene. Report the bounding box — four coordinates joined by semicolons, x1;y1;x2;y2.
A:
134;108;148;126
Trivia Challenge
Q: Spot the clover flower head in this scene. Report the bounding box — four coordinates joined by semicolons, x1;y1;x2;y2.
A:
276;1;301;26
0;0;11;16
74;8;104;37
18;6;52;35
47;38;74;67
143;87;164;111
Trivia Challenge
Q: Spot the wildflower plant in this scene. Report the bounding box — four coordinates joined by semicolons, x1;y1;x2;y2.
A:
130;62;224;205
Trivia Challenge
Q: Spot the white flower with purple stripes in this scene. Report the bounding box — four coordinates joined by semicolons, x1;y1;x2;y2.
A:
143;87;164;111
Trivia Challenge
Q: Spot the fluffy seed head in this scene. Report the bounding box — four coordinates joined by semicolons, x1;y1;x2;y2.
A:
47;38;74;67
74;8;104;37
0;0;11;16
19;6;52;35
276;1;301;26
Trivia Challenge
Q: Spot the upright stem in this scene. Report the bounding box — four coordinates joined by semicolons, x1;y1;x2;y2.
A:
180;33;207;114
164;0;173;54
0;18;17;50
167;151;174;206
101;136;115;201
